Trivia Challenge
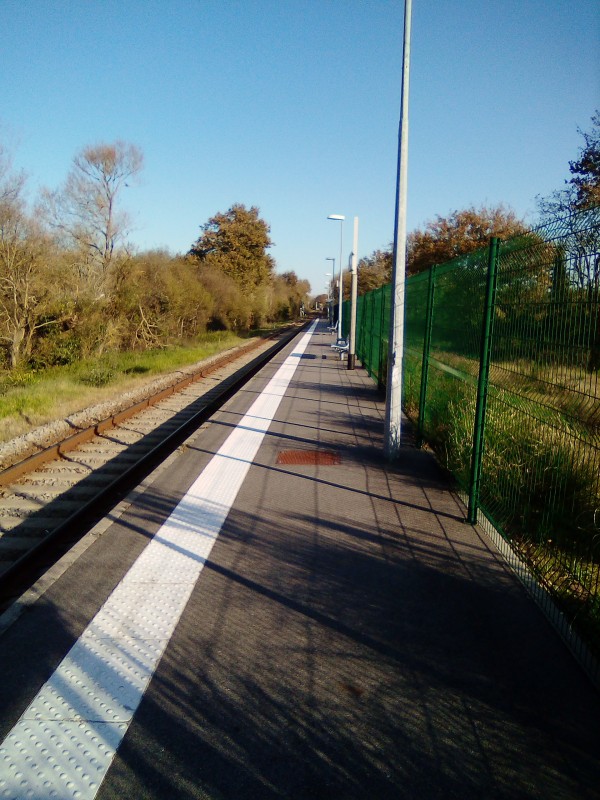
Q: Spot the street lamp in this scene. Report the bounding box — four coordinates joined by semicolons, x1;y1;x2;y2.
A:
327;214;345;338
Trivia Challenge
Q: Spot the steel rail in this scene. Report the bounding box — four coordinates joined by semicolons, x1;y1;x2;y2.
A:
0;329;295;488
0;322;308;605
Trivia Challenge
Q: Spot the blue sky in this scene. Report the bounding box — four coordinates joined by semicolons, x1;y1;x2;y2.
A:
2;0;598;295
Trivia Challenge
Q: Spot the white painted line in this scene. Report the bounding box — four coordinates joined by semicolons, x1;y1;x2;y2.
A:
0;322;317;800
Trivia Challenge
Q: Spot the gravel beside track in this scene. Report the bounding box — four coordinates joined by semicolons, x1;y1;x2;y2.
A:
0;341;260;472
0;335;283;577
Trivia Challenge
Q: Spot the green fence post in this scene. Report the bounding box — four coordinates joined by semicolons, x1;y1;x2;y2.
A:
368;290;374;377
378;287;386;391
381;284;391;392
417;266;436;447
467;237;499;524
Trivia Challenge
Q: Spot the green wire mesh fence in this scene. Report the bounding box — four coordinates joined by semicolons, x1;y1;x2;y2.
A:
354;283;391;391
350;206;600;680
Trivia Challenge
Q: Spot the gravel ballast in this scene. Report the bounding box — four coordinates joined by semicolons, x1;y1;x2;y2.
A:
0;344;256;472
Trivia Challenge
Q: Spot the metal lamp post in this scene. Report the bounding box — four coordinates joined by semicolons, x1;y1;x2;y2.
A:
327;215;345;339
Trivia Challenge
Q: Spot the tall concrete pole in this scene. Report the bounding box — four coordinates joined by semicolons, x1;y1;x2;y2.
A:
348;216;359;370
327;214;345;338
384;0;412;459
337;219;344;339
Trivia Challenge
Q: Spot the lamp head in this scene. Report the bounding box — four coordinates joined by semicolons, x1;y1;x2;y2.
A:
327;214;345;221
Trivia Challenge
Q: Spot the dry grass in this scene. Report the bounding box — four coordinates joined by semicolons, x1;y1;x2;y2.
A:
0;332;246;444
0;375;159;442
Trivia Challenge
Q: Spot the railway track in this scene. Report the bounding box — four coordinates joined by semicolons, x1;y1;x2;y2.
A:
0;324;306;605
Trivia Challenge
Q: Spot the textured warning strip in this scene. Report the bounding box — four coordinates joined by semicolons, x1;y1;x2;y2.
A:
277;450;340;465
0;322;319;800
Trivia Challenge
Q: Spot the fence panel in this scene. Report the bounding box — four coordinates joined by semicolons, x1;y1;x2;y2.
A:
403;270;427;417
410;248;489;489
353;285;390;387
352;206;600;676
479;212;600;663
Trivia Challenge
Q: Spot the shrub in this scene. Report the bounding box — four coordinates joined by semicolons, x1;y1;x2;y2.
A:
79;366;116;387
29;330;82;368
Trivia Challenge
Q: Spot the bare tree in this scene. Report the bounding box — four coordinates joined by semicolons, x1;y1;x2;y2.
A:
0;143;25;204
0;154;55;367
42;141;143;291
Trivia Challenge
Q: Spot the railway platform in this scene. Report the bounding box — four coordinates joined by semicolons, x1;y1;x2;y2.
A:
0;318;599;799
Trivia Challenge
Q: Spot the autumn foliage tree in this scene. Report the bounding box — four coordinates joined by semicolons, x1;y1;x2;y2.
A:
107;251;214;348
0;138;310;370
406;204;527;275
356;206;526;298
357;249;392;294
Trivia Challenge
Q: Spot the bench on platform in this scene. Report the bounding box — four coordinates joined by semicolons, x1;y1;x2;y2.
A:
331;338;349;359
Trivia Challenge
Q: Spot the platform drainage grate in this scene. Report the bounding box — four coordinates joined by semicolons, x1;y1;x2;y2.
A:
276;449;340;466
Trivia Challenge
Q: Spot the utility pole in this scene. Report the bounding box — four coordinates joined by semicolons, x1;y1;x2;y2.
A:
348;216;359;370
384;0;412;459
327;215;345;339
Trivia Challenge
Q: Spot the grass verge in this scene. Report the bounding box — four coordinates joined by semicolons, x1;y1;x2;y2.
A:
0;331;247;443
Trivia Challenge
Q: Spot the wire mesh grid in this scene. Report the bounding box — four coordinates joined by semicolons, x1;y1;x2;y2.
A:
352;206;600;675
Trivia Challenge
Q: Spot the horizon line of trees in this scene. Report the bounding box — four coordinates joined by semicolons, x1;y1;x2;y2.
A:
2;109;597;373
348;109;600;374
322;109;599;305
0;142;310;371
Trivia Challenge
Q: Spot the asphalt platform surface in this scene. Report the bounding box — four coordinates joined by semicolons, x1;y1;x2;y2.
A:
0;318;599;799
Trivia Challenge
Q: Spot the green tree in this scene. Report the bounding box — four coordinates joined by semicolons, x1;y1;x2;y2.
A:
189;204;275;293
271;271;310;320
567;109;600;210
538;111;600;220
108;251;213;348
536;112;600;371
195;261;250;330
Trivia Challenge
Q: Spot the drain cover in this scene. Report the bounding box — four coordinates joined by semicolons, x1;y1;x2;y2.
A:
276;449;340;465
